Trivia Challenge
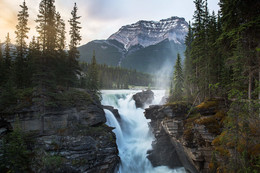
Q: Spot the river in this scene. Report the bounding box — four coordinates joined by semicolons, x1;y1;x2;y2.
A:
101;90;185;173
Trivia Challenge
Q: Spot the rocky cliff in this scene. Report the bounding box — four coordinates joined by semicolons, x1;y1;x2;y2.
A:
145;99;227;173
0;92;119;173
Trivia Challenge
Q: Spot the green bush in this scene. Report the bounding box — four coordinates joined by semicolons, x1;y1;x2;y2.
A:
0;128;32;172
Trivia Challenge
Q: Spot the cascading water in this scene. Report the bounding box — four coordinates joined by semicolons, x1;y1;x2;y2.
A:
102;90;186;173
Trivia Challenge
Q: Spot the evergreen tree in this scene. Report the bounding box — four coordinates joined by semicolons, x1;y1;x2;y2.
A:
220;0;260;100
27;36;40;87
0;41;4;86
190;0;206;101
172;53;184;100
4;33;12;71
14;0;30;88
55;12;68;86
35;0;58;116
87;51;100;97
36;0;56;52
56;12;66;52
35;0;57;84
184;22;194;99
68;3;82;86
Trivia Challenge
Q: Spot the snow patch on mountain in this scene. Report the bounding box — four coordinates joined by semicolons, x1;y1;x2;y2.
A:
108;16;188;50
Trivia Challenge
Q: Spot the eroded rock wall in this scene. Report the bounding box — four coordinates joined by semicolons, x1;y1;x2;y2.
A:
0;102;119;173
145;103;223;173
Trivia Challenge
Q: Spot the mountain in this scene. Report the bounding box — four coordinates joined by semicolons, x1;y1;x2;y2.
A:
108;16;188;50
78;39;126;66
78;16;188;74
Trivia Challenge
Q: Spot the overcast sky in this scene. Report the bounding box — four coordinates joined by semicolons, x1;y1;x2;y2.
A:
0;0;220;46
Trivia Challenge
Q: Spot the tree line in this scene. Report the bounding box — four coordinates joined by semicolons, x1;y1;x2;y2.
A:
169;0;260;172
80;60;153;89
0;0;100;113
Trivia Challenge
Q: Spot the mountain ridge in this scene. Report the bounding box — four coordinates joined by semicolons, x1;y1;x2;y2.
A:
78;16;188;74
108;16;188;50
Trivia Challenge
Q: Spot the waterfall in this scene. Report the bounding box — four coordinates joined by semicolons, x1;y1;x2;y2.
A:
102;90;185;173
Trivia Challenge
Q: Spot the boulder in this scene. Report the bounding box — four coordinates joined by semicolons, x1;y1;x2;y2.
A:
132;90;154;108
102;105;121;120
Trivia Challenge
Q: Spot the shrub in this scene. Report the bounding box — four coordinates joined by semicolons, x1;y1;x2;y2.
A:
0;128;32;172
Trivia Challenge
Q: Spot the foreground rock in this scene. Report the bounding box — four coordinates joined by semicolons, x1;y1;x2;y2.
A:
132;90;154;108
145;101;227;173
0;97;119;173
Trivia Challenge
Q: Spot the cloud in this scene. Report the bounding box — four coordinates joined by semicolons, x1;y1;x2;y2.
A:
0;0;18;42
0;0;219;45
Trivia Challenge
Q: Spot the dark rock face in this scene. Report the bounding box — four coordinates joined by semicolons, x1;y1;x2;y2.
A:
132;90;154;108
1;102;119;173
145;105;199;173
147;128;182;168
145;101;226;173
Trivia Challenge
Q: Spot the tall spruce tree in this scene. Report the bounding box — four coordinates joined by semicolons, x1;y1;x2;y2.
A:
14;0;30;88
190;0;206;101
4;33;12;71
36;0;56;52
87;51;100;97
68;3;82;86
56;12;66;52
55;12;68;86
0;41;4;86
35;0;58;119
184;22;194;99
35;0;57;85
172;53;184;100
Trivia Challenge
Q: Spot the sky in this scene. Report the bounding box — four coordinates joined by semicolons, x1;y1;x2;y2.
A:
0;0;220;46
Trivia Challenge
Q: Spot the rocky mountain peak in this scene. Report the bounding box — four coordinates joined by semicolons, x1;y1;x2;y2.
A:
108;16;188;50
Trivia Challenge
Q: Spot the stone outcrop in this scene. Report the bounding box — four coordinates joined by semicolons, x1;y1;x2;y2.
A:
145;102;225;173
0;101;119;173
102;105;120;120
132;90;154;108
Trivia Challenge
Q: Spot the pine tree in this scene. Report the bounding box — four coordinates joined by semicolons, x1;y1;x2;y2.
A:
4;33;12;71
68;3;82;86
190;0;206;101
14;0;30;88
87;51;100;97
0;41;4;86
56;12;66;52
36;0;56;53
184;22;194;99
172;53;184;100
35;0;58;118
219;0;260;100
55;12;68;86
35;0;57;85
27;36;40;87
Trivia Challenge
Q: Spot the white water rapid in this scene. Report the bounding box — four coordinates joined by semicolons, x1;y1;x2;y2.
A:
102;90;186;173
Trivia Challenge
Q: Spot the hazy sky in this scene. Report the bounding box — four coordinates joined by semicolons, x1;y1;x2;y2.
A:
0;0;220;46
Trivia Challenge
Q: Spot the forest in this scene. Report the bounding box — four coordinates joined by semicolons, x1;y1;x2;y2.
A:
81;62;153;89
169;0;260;172
0;1;100;115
